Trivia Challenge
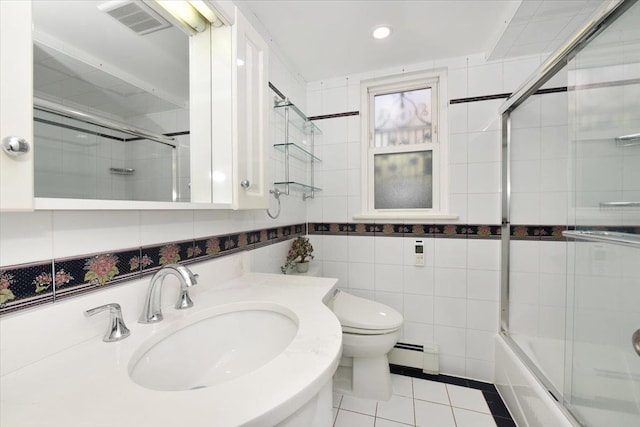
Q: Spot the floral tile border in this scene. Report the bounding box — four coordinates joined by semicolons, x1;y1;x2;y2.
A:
0;260;54;315
510;225;568;241
466;225;502;239
2;221;592;316
0;223;306;316
374;224;408;236
539;226;568;241
141;240;194;275
510;225;542;240
431;224;467;238
308;222;500;239
54;248;142;300
323;223;350;235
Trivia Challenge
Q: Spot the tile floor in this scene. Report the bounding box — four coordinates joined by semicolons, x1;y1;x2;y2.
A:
332;373;516;427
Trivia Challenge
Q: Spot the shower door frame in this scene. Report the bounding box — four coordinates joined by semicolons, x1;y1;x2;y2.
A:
498;0;637;424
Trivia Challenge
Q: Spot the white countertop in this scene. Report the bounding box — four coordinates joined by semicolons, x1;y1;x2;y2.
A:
0;273;342;427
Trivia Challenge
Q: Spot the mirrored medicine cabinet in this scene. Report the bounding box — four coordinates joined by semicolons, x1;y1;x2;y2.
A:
0;0;269;211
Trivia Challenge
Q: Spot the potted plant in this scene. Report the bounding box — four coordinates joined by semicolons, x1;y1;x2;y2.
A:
281;236;314;274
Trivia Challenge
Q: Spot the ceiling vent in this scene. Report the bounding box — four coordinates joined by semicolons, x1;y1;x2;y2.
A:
98;1;171;35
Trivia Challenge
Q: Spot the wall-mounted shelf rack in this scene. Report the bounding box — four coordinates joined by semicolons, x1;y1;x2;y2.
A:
273;98;321;200
273;143;321;162
274;181;322;193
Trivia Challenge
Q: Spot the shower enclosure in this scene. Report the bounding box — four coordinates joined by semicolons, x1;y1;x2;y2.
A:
500;1;640;426
33;99;183;202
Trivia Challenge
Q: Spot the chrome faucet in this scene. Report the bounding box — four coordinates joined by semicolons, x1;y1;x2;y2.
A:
138;263;198;324
85;303;130;342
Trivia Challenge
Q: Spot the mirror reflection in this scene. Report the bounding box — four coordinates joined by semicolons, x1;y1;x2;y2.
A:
32;0;191;202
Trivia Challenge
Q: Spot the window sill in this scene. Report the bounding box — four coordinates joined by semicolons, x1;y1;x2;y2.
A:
352;213;459;222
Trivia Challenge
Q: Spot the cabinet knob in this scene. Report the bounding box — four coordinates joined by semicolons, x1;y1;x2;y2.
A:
240;179;251;188
1;136;30;157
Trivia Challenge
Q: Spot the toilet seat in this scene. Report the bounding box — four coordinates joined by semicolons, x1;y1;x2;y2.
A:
331;290;403;332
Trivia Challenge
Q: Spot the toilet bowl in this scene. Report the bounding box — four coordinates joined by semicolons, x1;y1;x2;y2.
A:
328;290;403;400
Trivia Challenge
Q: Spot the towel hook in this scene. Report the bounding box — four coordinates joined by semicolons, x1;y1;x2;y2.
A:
266;188;282;219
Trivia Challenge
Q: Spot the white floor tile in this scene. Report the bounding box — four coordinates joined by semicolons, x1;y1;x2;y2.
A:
376;395;415;425
413;378;450;405
340;395;377;416
331;374;511;427
452;407;497;427
414;400;456;427
333;392;343;408
446;384;491;414
334;409;375;427
374;418;413;427
391;374;413;398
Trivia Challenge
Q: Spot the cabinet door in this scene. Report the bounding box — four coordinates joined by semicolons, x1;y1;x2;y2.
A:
0;0;33;211
232;8;269;209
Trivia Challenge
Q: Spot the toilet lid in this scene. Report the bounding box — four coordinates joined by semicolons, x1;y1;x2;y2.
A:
331;291;403;331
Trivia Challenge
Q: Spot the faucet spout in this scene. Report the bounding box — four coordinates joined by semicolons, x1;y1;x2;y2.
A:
138;264;198;324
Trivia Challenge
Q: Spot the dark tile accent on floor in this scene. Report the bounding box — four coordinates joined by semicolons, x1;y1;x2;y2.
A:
494;415;518;427
390;364;517;425
483;390;512;418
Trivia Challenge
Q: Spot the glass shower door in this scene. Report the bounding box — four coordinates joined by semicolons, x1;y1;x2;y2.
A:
565;1;640;425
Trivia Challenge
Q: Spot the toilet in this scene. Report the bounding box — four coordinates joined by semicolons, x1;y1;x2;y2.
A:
328;289;403;401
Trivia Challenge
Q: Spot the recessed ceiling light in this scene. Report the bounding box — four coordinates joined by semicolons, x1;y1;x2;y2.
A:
372;25;391;40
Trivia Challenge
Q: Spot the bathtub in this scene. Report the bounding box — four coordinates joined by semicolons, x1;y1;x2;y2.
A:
495;334;577;427
497;333;640;427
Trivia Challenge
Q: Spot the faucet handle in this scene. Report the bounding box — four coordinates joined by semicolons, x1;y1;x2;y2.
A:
85;303;131;342
175;288;194;310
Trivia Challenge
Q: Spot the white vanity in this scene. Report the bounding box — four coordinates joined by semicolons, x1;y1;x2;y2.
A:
0;255;342;426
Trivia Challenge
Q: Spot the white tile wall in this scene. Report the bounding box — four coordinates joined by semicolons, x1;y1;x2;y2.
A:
304;52;564;382
314;235;500;382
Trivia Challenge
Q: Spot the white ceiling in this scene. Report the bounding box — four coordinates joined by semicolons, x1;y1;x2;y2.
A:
240;0;608;82
31;0;609;116
489;0;605;60
240;0;521;82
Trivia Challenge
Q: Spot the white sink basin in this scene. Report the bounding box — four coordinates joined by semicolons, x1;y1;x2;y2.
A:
129;304;298;391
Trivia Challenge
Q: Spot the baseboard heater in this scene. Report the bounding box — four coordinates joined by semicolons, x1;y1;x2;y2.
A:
389;341;439;374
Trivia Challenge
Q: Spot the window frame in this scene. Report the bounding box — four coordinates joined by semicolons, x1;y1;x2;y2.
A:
358;69;452;220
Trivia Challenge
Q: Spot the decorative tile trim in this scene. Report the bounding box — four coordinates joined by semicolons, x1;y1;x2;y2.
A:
449;86;567;105
308;111;360;121
4;221;624;315
466;225;502;239
0;260;54;315
0;223;306;316
54;248;142;300
309;222;502;239
140;240;193;275
510;225;542;240
431;224;468;238
510;225;568;241
450;93;511;104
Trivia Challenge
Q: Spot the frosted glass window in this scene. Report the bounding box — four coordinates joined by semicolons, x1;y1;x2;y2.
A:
374;151;432;209
361;69;446;215
374;88;432;147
